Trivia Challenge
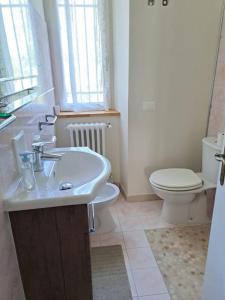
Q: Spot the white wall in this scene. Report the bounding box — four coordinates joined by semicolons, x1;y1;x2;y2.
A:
55;0;127;188
112;0;129;192
125;0;223;197
208;8;225;136
55;116;121;183
54;0;223;199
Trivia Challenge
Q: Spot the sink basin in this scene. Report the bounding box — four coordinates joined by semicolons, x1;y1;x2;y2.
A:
51;148;108;189
4;147;111;211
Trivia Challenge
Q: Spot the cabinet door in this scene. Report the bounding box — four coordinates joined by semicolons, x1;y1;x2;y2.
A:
10;205;92;300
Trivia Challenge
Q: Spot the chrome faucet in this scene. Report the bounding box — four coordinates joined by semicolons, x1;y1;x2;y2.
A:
31;138;62;172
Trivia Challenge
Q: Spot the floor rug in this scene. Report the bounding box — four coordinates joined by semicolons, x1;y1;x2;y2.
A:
91;245;132;300
145;225;210;300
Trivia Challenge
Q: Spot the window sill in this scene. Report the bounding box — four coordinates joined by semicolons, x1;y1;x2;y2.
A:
57;109;120;118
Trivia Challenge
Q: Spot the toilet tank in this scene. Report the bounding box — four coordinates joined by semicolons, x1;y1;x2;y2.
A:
202;137;223;184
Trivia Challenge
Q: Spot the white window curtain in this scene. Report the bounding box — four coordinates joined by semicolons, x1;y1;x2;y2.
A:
44;0;112;112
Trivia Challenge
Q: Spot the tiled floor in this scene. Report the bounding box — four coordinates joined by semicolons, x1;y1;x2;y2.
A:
90;195;173;300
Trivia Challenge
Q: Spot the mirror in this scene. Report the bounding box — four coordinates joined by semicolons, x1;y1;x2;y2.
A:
0;0;53;112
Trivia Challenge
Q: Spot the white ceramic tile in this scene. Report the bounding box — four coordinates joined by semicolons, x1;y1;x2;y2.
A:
138;294;171;300
127;247;158;270
132;268;168;297
123;230;149;249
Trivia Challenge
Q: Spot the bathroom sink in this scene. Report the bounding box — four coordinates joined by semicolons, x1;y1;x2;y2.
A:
3;147;111;211
50;147;109;190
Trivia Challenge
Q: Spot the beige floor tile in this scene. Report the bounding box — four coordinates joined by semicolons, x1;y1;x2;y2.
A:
132;201;162;215
109;206;122;232
123;230;149;249
116;200;162;219
99;231;124;247
141;215;175;230
140;215;164;230
119;216;144;231
116;204;140;218
89;233;101;248
127;268;138;297
113;195;127;208
97;197;173;298
132;268;168;297
121;246;130;268
127;247;158;270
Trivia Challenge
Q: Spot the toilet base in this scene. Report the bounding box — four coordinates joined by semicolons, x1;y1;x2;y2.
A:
92;183;120;233
161;201;190;224
161;191;210;225
95;206;116;233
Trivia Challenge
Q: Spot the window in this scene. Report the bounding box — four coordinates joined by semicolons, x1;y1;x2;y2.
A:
0;0;38;94
57;0;112;111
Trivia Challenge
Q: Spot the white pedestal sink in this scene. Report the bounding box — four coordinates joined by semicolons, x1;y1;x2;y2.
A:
3;147;111;212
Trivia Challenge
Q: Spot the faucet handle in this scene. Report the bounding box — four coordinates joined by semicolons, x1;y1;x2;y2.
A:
32;136;56;152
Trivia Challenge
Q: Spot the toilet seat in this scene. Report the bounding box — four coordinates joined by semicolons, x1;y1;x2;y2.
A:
150;168;203;191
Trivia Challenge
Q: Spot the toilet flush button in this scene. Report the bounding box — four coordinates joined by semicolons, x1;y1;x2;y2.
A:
142;101;156;112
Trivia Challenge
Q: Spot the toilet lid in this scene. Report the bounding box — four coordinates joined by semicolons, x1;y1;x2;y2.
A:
150;169;203;191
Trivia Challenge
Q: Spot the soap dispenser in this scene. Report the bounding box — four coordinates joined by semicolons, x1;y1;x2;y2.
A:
20;152;35;191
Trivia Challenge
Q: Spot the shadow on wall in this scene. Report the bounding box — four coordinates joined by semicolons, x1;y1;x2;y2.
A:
207;189;216;219
208;10;225;136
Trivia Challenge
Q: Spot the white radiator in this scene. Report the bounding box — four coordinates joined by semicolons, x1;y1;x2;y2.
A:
67;122;111;156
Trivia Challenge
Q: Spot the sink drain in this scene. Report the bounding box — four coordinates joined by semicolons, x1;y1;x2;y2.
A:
59;182;73;191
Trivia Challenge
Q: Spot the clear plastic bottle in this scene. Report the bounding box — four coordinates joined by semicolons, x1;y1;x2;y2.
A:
20;152;35;191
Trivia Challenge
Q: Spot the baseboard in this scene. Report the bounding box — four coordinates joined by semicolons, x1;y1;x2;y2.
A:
118;183;127;198
119;184;160;202
126;194;161;202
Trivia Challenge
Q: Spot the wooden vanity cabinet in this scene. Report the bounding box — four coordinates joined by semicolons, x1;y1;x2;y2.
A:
9;204;92;300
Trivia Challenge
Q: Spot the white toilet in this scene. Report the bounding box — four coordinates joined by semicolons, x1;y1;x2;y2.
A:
92;183;120;233
149;137;223;224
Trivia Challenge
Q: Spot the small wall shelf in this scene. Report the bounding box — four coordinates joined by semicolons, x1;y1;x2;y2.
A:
0;86;38;131
0;87;38;115
0;92;37;115
0;114;16;131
